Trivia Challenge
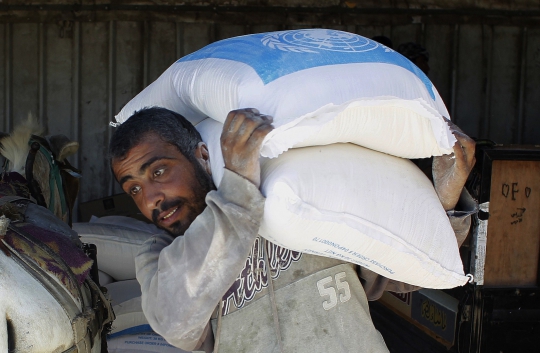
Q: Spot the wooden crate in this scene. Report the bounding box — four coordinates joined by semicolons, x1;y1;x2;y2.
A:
473;145;540;288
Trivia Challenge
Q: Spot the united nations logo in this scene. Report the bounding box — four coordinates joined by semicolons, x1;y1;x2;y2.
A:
261;29;392;53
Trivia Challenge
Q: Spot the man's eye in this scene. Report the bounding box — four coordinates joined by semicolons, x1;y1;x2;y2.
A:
153;168;165;177
130;185;141;195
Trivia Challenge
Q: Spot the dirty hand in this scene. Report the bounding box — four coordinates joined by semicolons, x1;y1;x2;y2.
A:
432;118;476;211
221;108;273;187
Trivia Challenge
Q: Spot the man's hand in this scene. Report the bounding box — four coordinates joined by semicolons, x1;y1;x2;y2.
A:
432;118;476;211
221;108;274;187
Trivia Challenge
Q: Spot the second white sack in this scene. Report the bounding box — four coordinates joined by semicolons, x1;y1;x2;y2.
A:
197;118;468;289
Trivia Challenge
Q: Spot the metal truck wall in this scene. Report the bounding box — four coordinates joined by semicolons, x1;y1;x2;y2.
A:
1;13;539;219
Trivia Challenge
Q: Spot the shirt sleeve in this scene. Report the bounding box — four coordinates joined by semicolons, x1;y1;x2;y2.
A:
135;169;265;351
359;188;478;301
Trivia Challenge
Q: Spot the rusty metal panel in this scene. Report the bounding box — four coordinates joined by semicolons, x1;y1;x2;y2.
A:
251;24;282;35
424;24;454;113
523;27;540;144
183;23;213;55
320;24;357;34
390;24;422;52
115;21;143;113
215;24;245;41
148;21;176;83
12;23;39;126
454;24;484;139
45;22;75;139
489;26;521;144
78;21;111;203
0;24;6;131
355;26;392;44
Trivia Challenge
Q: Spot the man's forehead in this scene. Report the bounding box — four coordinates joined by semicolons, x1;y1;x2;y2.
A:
126;133;175;158
113;135;183;174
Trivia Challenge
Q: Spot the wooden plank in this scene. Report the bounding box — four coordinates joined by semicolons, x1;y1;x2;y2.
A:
484;160;540;287
454;24;484;139
523;27;540;145
78;21;110;203
424;24;454;111
148;21;176;82
12;23;39;125
45;22;74;139
488;26;521;144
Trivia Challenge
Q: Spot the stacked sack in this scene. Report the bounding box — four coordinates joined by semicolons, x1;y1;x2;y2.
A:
115;29;470;289
74;217;190;353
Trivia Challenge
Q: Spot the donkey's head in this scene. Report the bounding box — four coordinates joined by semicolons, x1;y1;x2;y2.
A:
0;115;81;224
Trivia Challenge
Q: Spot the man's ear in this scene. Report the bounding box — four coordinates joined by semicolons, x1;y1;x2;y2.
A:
194;142;212;176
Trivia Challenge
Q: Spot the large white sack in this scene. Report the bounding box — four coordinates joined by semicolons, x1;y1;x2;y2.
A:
115;28;455;159
105;280;191;352
197;119;468;289
108;332;189;353
88;215;166;234
105;279;148;338
74;219;162;280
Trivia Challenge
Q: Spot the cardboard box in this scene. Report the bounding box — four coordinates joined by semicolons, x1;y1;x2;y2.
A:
410;289;459;345
378;289;459;347
78;193;149;223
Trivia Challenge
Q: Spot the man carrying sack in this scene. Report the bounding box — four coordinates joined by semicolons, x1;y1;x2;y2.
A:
109;106;476;353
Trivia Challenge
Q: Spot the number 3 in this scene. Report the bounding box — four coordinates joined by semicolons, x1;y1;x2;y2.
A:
316;271;351;310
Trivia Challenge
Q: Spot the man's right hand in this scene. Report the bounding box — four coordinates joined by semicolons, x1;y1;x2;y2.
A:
220;108;274;187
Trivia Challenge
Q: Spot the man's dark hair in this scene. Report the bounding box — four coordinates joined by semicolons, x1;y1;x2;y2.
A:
109;107;203;164
396;42;429;62
371;35;393;49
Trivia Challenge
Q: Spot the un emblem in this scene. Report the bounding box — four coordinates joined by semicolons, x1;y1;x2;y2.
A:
261;29;391;53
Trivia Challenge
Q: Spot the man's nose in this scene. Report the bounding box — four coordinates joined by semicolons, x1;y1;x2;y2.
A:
144;183;164;209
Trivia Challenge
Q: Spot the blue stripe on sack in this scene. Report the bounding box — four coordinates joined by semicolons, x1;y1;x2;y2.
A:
178;29;435;99
108;324;154;339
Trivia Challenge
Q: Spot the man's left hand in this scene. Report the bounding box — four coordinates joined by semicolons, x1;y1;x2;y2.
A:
432;118;476;211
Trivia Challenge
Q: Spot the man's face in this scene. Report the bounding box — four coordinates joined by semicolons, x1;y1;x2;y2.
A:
112;132;214;236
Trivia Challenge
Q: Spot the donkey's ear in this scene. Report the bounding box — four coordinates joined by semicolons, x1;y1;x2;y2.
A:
0;133;9;163
0;132;10;146
46;134;79;161
0;132;10;139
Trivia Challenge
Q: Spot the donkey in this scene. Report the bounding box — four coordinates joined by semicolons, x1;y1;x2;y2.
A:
0;115;114;352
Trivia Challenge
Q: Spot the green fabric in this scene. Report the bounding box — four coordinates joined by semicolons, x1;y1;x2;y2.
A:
29;139;68;217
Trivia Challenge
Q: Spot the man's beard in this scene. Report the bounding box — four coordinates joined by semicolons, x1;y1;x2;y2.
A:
152;159;216;237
